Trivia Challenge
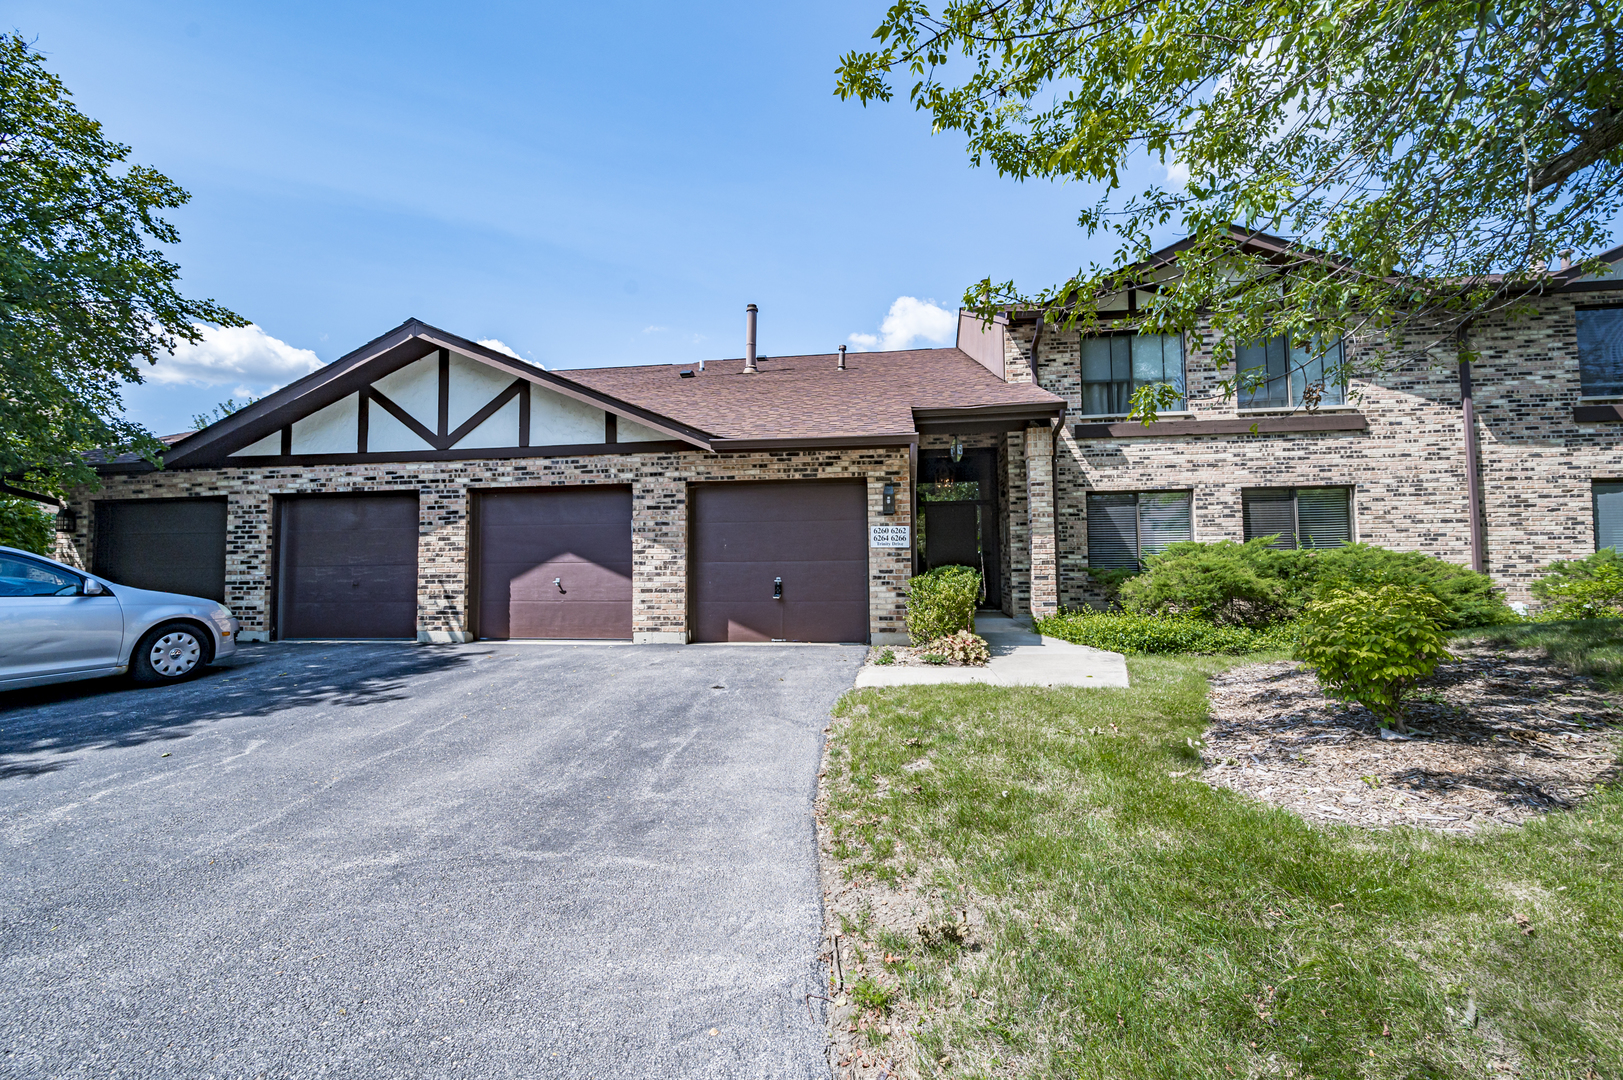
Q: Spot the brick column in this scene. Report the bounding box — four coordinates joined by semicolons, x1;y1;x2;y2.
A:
417;482;470;643
1024;425;1058;621
632;476;687;643
868;469;912;646
227;487;274;641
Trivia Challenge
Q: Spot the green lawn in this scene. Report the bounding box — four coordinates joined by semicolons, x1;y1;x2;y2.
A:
824;655;1623;1079
1460;620;1623;692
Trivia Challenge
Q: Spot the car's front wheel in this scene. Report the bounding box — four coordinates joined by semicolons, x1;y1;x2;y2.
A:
131;622;211;684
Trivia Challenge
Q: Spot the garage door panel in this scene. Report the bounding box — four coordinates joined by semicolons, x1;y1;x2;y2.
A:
477;488;632;639
93;499;227;601
278;494;419;639
691;482;869;643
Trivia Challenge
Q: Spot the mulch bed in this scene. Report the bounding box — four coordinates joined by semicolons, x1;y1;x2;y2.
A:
1202;643;1623;833
864;644;984;668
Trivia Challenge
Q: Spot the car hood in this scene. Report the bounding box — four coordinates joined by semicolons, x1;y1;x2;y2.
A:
106;583;226;612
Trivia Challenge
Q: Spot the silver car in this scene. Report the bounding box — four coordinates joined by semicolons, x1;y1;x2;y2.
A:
0;545;238;691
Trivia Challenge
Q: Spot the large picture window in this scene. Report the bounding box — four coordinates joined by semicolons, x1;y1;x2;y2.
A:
1086;491;1193;570
1080;334;1185;416
1578;307;1623;398
1237;336;1346;409
1241;487;1353;549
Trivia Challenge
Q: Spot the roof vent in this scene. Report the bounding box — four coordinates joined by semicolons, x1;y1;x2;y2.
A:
679;369;696;378
837;344;847;371
744;304;758;374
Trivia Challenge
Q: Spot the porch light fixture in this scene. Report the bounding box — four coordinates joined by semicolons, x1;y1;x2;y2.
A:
881;483;896;515
950;437;964;463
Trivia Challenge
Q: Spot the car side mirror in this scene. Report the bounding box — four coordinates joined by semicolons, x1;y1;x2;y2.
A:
82;579;106;596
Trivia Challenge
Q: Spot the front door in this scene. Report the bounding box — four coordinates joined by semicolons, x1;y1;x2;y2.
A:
917;447;1001;609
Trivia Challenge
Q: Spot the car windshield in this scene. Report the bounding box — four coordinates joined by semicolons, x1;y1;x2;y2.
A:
0;554;82;597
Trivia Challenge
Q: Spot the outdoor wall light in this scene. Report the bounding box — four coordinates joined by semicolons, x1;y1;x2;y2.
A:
881;482;896;515
950;437;964;462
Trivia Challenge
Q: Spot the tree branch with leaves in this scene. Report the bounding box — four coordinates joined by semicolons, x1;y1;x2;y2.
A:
836;0;1623;416
0;34;245;497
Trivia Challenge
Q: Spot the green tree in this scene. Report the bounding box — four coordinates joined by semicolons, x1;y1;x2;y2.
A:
1;35;244;497
0;493;52;553
836;0;1622;415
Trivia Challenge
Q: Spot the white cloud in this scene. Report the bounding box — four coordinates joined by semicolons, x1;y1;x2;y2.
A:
848;296;958;352
642;325;668;334
151;324;323;389
477;338;546;369
1164;155;1191;188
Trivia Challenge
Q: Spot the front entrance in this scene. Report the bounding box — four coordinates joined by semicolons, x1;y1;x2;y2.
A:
917;447;1001;609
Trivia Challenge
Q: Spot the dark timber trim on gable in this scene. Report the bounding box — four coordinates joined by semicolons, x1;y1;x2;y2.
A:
160;319;714;469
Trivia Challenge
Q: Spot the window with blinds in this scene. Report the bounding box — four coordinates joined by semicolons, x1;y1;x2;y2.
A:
1080;333;1185;416
1594;481;1623;551
1241;487;1352;549
1578;307;1623;397
1086;491;1193;569
1236;336;1346;409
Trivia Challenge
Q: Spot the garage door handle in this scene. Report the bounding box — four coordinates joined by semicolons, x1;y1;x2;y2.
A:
773;576;782;600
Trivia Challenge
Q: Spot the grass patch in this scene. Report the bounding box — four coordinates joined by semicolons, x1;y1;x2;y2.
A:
825;654;1623;1079
1460;619;1623;691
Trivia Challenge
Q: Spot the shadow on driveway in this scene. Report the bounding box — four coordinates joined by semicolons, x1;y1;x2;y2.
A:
0;642;477;776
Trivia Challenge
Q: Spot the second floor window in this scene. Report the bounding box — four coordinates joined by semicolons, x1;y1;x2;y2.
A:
1578;306;1623;398
1081;333;1185;416
1237;336;1346;409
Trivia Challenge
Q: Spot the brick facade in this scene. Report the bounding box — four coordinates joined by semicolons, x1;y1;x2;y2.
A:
59;447;914;644
1023;288;1623;606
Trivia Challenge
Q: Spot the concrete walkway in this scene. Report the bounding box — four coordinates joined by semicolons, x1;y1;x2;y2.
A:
853;614;1130;689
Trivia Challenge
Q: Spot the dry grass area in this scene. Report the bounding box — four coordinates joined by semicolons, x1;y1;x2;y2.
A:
1204;644;1623;833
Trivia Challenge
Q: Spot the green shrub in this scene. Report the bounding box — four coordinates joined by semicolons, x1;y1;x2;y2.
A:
1036;608;1297;654
1305;543;1515;628
1294;585;1453;731
1117;538;1292;626
1116;539;1513;630
906;565;980;645
925;629;991;665
1531;549;1623;619
0;496;54;555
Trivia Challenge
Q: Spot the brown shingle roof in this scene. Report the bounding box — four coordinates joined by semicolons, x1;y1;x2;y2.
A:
556;347;1064;446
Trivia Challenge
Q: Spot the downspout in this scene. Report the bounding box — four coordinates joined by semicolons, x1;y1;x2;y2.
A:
1458;323;1486;573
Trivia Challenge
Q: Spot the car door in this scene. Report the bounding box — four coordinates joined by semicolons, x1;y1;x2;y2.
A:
0;553;125;684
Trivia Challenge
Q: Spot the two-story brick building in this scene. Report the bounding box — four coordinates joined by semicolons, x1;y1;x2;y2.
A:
52;232;1623;643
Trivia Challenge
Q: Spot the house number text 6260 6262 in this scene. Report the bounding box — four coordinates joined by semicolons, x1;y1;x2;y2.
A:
870;525;911;548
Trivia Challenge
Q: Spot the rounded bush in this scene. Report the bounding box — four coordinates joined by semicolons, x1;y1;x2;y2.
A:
907;565;980;645
1294;585;1452;728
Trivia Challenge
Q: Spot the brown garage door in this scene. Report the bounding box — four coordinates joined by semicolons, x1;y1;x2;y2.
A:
691;482;868;643
475;487;633;639
276;494;418;639
94;498;227;601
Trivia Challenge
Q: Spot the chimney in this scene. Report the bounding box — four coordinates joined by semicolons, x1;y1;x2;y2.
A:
837;344;847;370
743;304;758;374
1561;248;1575;270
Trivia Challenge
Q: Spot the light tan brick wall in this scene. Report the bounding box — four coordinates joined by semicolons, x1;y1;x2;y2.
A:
1024;426;1058;618
1032;289;1623;606
61;447;912;643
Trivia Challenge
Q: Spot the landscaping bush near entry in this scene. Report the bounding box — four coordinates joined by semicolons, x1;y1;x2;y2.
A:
906;565;980;645
1116;539;1515;629
923;628;991;666
1294;585;1453;731
1036;609;1295;655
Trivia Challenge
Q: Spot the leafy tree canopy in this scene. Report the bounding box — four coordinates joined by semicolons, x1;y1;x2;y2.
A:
0;34;244;496
836;0;1623;414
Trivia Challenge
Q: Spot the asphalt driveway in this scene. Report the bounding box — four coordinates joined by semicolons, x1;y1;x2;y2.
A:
0;640;865;1078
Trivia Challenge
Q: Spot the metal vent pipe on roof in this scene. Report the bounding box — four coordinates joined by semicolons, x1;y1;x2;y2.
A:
838;344;847;370
744;304;758;374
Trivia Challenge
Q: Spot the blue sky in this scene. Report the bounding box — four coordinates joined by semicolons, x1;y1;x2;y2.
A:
10;0;1140;434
